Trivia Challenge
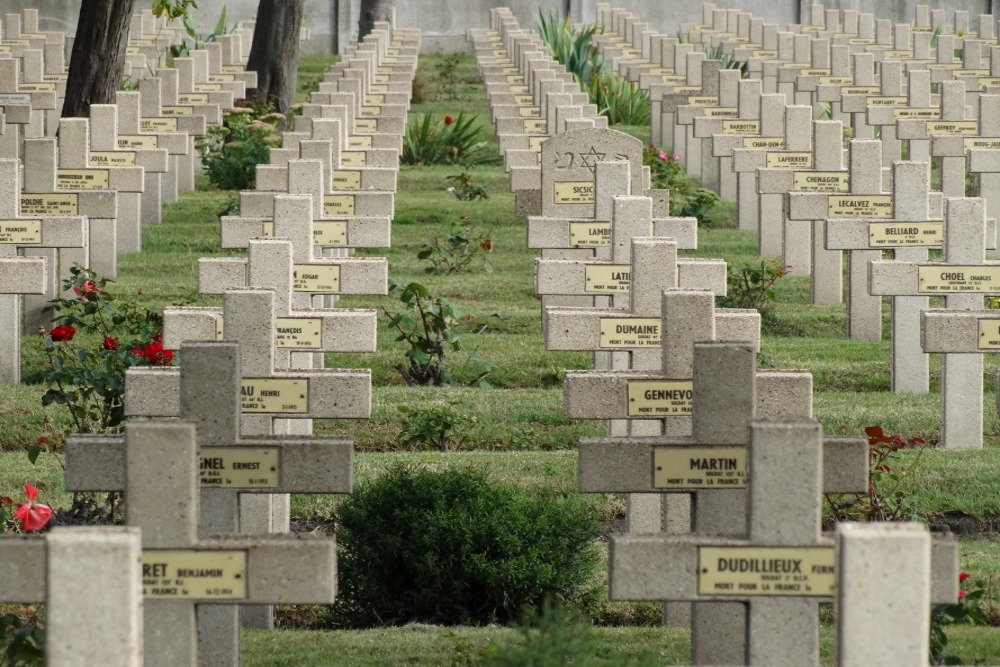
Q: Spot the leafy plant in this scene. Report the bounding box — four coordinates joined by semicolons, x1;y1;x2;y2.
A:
446;172;489;201
715;257;790;332
418;222;494;274
196;105;283;190
434;53;464;101
931;572;989;665
397;400;475;451
325;463;603;627
0;611;44;667
643;144;723;223
825;426;928;523
483;599;606;666
402;113;501;166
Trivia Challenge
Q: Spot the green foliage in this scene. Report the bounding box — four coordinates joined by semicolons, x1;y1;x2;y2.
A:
826;426;928;523
418;222;494;274
536;11;649;125
445;172;490;201
0;612;44;667
932;576;990;665
703;43;748;78
196;105;283;190
434;54;465;101
402;113;501;166
483;599;607;666
716;257;790;330
23;265;166;434
325;463;603;628
158;5;233;60
643;144;723;223
397;400;475;451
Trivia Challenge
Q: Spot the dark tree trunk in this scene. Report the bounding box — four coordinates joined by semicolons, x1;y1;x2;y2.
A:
61;0;135;118
358;0;395;41
245;0;305;114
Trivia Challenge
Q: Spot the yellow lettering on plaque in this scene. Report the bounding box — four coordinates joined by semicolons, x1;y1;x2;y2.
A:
799;68;831;76
917;266;1000;293
584;265;630;293
241;378;309;413
629;380;693;418
687;96;718;105
348;136;373;148
553;181;595;205
340;151;366;166
819;76;853;85
323;195;356;216
653;446;744;488
354;118;378;132
842;86;880;95
660;74;687;83
598;318;661;348
793;171;849;192
142;550;247;599
332;170;362;190
18;82;56;91
193;83;222;92
978;319;1000;349
513;94;534;104
0;220;41;244
752;50;778;57
868;222;943;247
275;318;323;349
200;448;279;487
569;223;610;248
209;74;235;82
313;221;348;247
57;169;110;190
118;135;158;149
766;152;812;168
364;94;385;105
866;96;908;106
955;69;990;77
827;195;893;218
926;121;978;135
518;106;541;117
293;264;341;293
722;120;760;134
743;137;785;149
20;194;79;215
978;78;1000;90
698;547;836;597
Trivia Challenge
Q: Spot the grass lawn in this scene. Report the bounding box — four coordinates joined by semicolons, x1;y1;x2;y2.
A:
2;52;998;664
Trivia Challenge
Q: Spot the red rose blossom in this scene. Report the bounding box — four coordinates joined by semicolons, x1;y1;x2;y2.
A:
444;115;453;125
959;572;970;583
102;336;119;350
958;590;967;600
49;324;76;342
13;483;52;532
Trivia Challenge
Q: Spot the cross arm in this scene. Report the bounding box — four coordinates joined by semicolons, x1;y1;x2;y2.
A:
922;309;1000;352
0;536;46;602
534;258;726;296
0;257;46;294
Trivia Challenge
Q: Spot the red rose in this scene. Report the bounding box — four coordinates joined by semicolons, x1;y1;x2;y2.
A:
958;590;967;600
130;343;143;357
50;324;76;342
143;341;164;364
72;280;99;298
444;115;453;125
13;483;52;532
102;336;119;350
959;572;971;583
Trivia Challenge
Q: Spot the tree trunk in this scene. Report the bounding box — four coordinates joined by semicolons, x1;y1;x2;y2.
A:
358;0;395;41
245;0;305;114
61;0;135;118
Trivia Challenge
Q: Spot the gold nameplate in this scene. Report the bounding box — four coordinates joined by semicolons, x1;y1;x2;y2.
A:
866;96;908;106
18;82;55;91
332;170;361;190
629;380;693;418
275;318;323;349
653;446;744;488
370;84;389;92
523;119;547;133
569;223;610;247
766;152;812;168
598;318;661;348
373;75;390;84
514;95;534;105
20;194;78;215
241;378;309;413
293;264;341;293
926;121;978;135
313;221;348;246
340;151;366;166
118;135;158;149
323;195;356;216
200;447;279;487
260;222;274;238
688;96;718;105
978;78;1000;90
506;74;524;83
528;136;546;151
918;266;1000;293
209;73;235;82
793;171;848;191
955;69;990;77
671;86;702;95
584;265;630;293
553;181;595;204
703;108;739;118
841;86;879;95
161;106;194;116
698;547;836;597
0;220;41;244
799;68;830;76
882;50;913;59
751;50;778;57
963;137;1000;152
660;74;687;83
354;119;378;132
819;76;853;85
178;93;209;104
143;550;247;599
722;120;760;134
868;222;943;247
348;136;373;148
360;106;381;116
827;195;892;218
743;137;784;149
978;319;1000;349
518;106;540;117
57;169;109;190
364;94;385;105
509;85;529;93
894;108;940;120
193;83;222;92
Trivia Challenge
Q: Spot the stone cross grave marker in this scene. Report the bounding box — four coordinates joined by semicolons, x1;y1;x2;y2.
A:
67;341;351;665
0;527;143;665
963;90;1000;225
874;197;995;448
865;63;937;164
931;86;1000;201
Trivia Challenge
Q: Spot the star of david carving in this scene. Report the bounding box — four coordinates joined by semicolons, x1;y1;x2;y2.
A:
578;146;607;173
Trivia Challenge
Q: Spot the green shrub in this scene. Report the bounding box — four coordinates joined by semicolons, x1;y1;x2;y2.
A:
326;463;603;627
418;222;494;274
483;599;606;666
397;400;475;450
402;113;501;166
715;257;790;333
643;144;724;224
196;106;283;190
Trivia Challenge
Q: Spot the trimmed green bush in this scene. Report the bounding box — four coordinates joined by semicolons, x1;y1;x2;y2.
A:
326;463;603;627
